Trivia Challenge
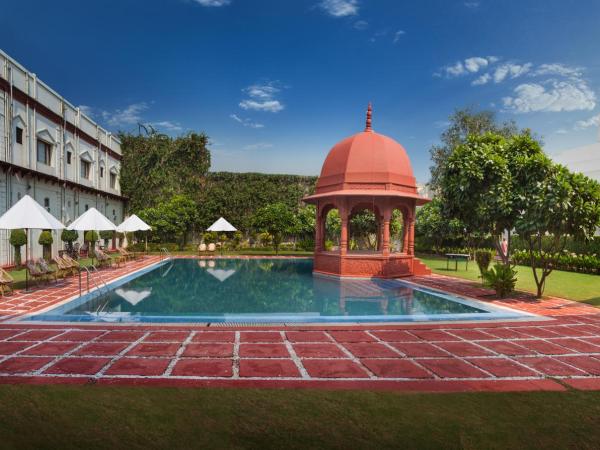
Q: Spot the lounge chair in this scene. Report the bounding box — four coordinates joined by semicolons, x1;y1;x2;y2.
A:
0;268;14;296
95;249;112;268
53;256;75;277
118;247;136;261
208;243;216;252
198;243;207;253
62;254;81;272
27;261;47;286
37;258;58;282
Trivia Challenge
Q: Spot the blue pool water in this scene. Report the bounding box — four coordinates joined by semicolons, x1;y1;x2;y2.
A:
26;258;530;323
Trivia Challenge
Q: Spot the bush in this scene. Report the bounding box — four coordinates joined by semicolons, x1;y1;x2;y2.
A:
297;238;315;251
203;232;218;244
38;231;53;261
9;229;27;266
482;264;517;298
475;249;494;277
61;229;78;243
512;249;600;275
100;230;114;240
84;231;99;243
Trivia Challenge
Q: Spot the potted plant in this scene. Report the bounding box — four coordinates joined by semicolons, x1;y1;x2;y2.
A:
38;230;53;261
9;229;27;267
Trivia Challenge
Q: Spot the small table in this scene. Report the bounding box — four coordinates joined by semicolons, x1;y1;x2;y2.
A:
445;253;469;271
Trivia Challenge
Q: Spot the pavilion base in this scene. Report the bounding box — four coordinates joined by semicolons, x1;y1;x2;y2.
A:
313;252;431;279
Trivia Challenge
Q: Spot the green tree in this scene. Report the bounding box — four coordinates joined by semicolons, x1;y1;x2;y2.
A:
429;107;518;191
415;198;464;254
253;203;296;254
138;195;197;249
119;129;211;211
9;229;27;266
439;132;550;264
515;164;600;297
38;231;53;261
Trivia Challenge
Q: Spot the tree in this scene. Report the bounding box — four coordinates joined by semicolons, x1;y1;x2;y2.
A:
119;129;211;212
515;164;600;297
9;229;27;266
61;229;78;252
38;231;53;261
439;132;550;264
415;198;464;253
138;195;197;249
429;107;518;191
253;203;296;254
84;231;99;257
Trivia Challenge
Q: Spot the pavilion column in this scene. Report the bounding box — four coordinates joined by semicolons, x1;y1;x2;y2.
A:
382;208;391;256
408;214;415;256
402;215;409;254
315;206;322;252
340;207;349;256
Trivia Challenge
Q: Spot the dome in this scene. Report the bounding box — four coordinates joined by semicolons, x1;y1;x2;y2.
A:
304;104;425;203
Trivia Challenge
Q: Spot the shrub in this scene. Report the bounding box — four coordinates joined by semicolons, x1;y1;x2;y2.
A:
38;231;54;260
231;231;243;250
84;231;99;257
482;263;517;298
475;249;494;277
297;238;315;251
203;232;218;244
61;229;78;243
9;229;27;266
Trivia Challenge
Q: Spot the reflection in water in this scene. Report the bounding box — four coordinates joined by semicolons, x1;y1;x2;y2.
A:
57;259;486;319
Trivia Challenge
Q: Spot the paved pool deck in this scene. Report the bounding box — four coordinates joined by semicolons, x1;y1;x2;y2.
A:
1;255;599;393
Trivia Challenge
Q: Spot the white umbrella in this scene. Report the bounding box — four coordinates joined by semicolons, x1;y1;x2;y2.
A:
67;207;116;264
117;214;152;252
0;195;64;290
207;217;237;232
207;217;237;255
67;207;116;231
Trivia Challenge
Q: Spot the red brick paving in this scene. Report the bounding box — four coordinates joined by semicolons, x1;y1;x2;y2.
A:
0;256;599;392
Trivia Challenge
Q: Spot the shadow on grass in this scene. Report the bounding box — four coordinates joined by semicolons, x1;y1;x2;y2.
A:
582;297;600;307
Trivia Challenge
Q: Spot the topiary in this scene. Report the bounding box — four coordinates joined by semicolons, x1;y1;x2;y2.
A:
84;230;99;243
61;229;78;243
482;263;517;298
9;229;27;266
38;230;54;261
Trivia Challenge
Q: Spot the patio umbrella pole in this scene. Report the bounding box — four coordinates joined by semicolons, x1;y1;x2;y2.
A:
25;228;29;292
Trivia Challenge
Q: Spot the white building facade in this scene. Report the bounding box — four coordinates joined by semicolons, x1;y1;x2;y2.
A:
0;50;126;266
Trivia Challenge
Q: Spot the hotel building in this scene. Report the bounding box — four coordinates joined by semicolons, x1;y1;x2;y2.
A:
0;50;126;266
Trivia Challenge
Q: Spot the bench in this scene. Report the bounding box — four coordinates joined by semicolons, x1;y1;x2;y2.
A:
445;253;470;271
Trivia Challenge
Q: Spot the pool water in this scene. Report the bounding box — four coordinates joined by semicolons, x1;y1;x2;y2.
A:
27;258;529;323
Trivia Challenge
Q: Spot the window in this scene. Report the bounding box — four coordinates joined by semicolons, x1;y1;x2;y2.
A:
100;167;104;178
112;209;116;216
44;197;50;212
67;151;72;164
36;140;52;165
80;159;91;179
85;204;89;211
16;127;23;144
110;173;117;188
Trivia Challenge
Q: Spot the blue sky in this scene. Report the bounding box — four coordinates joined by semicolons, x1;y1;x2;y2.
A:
2;0;599;182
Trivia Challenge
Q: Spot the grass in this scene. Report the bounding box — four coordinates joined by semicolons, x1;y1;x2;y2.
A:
1;385;600;449
418;254;600;305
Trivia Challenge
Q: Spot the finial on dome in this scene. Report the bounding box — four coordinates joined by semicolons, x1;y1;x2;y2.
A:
365;103;373;132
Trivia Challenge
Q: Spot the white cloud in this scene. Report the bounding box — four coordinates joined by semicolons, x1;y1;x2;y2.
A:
242;142;273;150
493;63;532;83
442;56;497;77
148;121;183;132
238;81;285;113
78;105;94;118
318;0;359;17
535;63;582;78
393;30;406;43
555;128;568;134
193;0;231;6
472;73;491;86
230;114;264;128
101;102;149;127
464;1;480;8
502;80;596;113
464;57;489;73
574;113;600;130
353;20;368;30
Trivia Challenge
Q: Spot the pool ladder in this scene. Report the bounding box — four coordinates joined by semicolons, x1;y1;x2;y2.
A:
77;265;111;313
159;247;172;261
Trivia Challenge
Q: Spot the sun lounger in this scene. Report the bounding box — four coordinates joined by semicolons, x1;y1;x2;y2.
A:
37;258;58;282
118;247;136;261
95;249;112;268
27;261;47;286
198;243;207;253
53;256;76;277
208;243;216;252
0;268;14;296
62;254;81;272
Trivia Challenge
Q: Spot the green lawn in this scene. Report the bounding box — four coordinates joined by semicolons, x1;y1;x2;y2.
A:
418;254;600;306
1;385;600;449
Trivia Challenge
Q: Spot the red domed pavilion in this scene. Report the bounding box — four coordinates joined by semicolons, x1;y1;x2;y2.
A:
303;104;431;278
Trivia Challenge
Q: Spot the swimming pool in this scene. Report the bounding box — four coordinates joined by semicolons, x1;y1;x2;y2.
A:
26;258;531;323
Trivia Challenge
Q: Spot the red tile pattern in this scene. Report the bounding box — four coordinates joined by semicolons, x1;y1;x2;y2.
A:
0;256;598;392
